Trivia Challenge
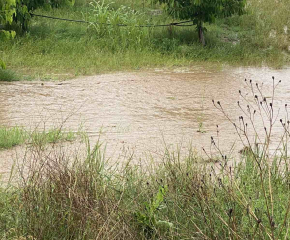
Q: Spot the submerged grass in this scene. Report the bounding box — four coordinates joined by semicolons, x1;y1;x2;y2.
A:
0;127;26;149
0;0;289;79
30;127;76;147
0;126;76;150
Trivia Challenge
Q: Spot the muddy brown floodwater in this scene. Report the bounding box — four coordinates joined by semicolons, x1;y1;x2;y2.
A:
1;65;290;177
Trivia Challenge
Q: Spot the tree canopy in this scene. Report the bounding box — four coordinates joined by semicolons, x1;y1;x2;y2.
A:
156;0;246;45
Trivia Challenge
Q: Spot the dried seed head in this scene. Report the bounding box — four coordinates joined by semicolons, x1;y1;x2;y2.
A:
237;101;240;105
212;99;214;104
250;79;252;83
256;83;258;87
255;95;258;99
260;101;262;105
272;76;275;80
279;80;281;83
254;110;256;114
245;78;247;81
285;104;288;107
239;90;241;94
263;97;266;102
217;101;221;105
270;103;273;107
280;119;283;123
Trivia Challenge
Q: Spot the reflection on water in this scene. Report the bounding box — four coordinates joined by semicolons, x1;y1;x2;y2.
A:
1;65;290;171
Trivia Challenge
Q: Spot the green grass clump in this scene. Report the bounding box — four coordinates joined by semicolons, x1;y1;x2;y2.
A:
0;126;76;150
0;127;26;149
0;69;21;81
30;128;76;147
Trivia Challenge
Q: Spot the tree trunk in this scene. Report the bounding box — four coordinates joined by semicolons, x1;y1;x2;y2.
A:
198;23;206;46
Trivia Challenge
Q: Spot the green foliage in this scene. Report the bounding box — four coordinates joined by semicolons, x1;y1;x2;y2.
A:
88;0;152;49
0;0;75;32
22;0;75;10
158;0;245;22
0;68;20;81
0;29;16;39
0;0;16;25
30;128;75;147
0;0;289;78
0;0;17;67
135;185;171;238
155;0;246;44
0;126;76;149
0;126;26;149
0;60;6;69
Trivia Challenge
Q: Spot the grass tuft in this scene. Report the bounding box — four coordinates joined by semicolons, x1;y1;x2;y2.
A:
0;126;76;150
30;128;76;147
0;69;21;81
0;127;26;149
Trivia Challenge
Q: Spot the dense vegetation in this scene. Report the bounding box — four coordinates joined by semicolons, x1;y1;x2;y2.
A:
0;0;289;80
0;141;288;240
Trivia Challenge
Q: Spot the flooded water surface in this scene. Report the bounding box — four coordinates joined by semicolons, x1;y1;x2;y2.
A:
1;65;290;172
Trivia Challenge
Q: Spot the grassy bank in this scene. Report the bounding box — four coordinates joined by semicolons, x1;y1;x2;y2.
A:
0;138;289;239
1;0;289;80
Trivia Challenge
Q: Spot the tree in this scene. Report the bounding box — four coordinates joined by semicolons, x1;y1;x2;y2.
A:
1;0;75;32
156;0;246;46
0;0;17;69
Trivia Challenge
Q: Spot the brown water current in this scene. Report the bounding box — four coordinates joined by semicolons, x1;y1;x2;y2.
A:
1;65;290;177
